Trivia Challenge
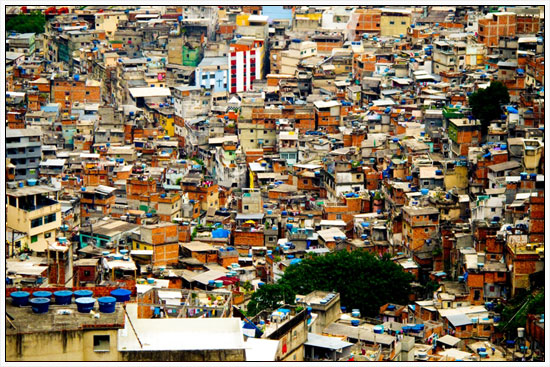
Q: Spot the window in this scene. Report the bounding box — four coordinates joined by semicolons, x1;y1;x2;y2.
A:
483;324;491;331
31;235;38;243
389;21;395;25
336;214;342;220
45;232;52;239
401;21;406;25
31;217;43;228
44;213;57;224
93;335;110;352
474;289;481;301
460;325;466;331
244;205;249;210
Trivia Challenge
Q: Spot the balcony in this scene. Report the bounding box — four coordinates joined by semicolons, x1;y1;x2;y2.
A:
18;196;59;212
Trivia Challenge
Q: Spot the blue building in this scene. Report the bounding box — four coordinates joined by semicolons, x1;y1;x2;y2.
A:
195;57;228;92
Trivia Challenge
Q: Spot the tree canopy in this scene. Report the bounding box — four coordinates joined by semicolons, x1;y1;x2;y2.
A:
246;283;296;317
468;81;510;136
496;288;544;338
6;12;46;34
247;250;415;317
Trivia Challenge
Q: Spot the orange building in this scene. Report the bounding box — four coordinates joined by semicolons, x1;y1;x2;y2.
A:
478;12;516;47
402;206;439;263
314;100;341;133
80;185;116;219
51;77;101;114
516;14;540;34
349;9;381;40
134;223;180;266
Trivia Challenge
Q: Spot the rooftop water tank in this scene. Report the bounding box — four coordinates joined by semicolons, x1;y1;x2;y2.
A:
110;289;131;303
11;291;30;307
75;297;96;313
32;291;52;300
30;298;50;314
98;296;117;313
74;289;93;299
54;290;73;305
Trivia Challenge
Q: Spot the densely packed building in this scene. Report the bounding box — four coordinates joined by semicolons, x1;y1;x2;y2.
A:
4;5;545;363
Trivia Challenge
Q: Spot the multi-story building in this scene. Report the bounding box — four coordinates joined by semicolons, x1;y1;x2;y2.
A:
278;130;299;166
51;76;101;115
380;8;411;37
477;12;516;47
7;185;61;253
348;8;381;40
195;57;229;92
131;222;180;266
447;118;482;158
6;127;42;181
7;33;36;56
432;40;467;74
402;206;439;272
314;100;341;133
228;37;265;93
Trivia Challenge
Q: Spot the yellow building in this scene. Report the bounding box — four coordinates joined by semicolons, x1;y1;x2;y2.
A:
95;12;128;38
158;108;175;137
7;185;61;253
6;301;124;361
380;9;411;37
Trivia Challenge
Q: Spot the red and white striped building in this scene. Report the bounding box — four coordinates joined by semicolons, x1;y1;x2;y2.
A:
227;38;265;94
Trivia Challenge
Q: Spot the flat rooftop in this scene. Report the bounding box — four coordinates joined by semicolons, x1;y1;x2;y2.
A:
6;302;125;335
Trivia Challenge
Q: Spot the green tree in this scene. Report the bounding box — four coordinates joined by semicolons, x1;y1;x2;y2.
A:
246;283;296;317
281;250;414;317
6;11;46;34
497;289;544;338
468;81;510;136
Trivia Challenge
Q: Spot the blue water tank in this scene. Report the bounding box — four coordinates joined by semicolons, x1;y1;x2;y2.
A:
421;188;429;195
32;291;52;299
11;291;30;307
351;320;360;327
74;289;94;299
98;296;117;313
110;288;132;302
75;297;96;313
30;298;50;314
54;290;73;305
74;74;80;81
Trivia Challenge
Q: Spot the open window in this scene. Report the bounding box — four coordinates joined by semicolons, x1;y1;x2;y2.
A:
93;335;110;352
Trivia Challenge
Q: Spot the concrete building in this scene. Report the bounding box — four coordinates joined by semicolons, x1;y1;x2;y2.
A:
380;8;411;37
195;57;229;92
6;300;125;361
228;37;265;93
7;33;36;56
6;127;43;181
6;185;61;253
